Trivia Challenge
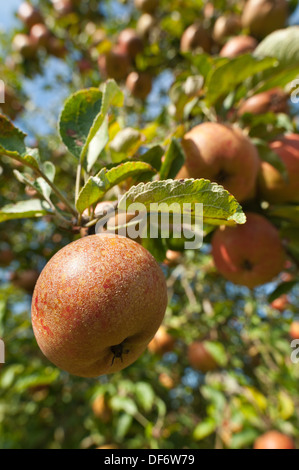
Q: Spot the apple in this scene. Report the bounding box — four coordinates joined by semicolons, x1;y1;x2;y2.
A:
212;15;242;44
254;430;295;449
258;134;299;204
211;212;285;288
220;35;258;58
242;0;288;39
126;71;152;100
270;294;289;312
18;2;43;29
0;248;14;267
31;234;168;378
147;326;175;355
30;24;51;48
238;88;288;116
180;23;211;53
188;341;219;372
163;250;182;267
46;37;67;58
177;122;260;202
98;48;130;81
158;372;175;389
117;29;143;61
136;13;156;39
92;395;112;423
12;34;38;59
134;0;158;14
51;0;74;15
290;321;299;340
11;269;40;294
0;87;23;120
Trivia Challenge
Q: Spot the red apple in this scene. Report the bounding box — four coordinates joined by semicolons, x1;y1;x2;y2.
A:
238;88;288;116
254;430;295;449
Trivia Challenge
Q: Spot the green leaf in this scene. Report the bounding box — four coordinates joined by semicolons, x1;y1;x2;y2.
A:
13;162;55;202
138;145;164;171
0;199;52;223
254;66;299;94
86;115;109;172
254;26;299;70
110;128;142;163
204;341;228;368
115;413;133;440
14;369;60;393
253;139;288;179
160;139;185;180
193;418;216;441
230;428;259;449
205;55;277;106
59;87;103;160
76;161;156;213
268;281;297;303
135;382;155;413
118;179;246;226
110;396;138;416
268;205;299;225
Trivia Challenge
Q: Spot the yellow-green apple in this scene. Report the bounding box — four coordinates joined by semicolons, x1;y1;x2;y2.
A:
211;212;285;288
180;23;211;53
254;431;295;449
242;0;288;39
31;234;168;377
177;122;260;202
188;341;219;372
258;134;299;204
220;35;257;58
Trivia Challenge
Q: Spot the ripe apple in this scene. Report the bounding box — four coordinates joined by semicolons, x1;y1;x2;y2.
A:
18;2;43;29
12;33;38;59
238;88;288;116
270;294;289;312
254;430;295;449
0;248;14;267
180;23;211;53
177;122;260;202
212;15;242;44
258;134;299;204
136;13;156;39
148;326;175;355
220;35;258;58
211;212;285;288
0;87;23;120
11;269;40;294
188;341;219;373
30;24;51;48
126;71;152;100
134;0;158;14
98;48;130;81
290;321;299;340
242;0;288;39
51;0;74;15
117;29;143;61
92;395;112;423
163;250;182;267
31;234;168;378
158;372;175;389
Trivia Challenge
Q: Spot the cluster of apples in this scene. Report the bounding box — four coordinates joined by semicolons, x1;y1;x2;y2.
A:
176;121;299;290
180;0;288;58
12;2;66;61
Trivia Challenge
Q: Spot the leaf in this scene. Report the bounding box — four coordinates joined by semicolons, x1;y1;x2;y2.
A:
115;414;133;440
254;26;299;70
205;55;277;106
252;139;288;179
141;235;167;263
230;428;259;449
76;161;156;213
254;66;299;94
14;369;60;393
86;115;109;172
0;116;40;168
193;418;216;441
278;391;295;420
110;128;142;163
159;139;185;180
35;161;56;200
268;281;297;303
0;199;52;223
110;396;138;416
118;179;246;226
268;205;299;225
59;88;103;160
204;341;228;368
138;145;164;171
135;382;155;413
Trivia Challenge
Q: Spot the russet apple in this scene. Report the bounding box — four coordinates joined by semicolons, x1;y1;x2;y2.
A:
98;48;130;81
180;23;211;53
211;212;285;288
220;35;258;58
31;234;168;378
258;134;299;204
177;122;260;202
238;88;288;116
117;29;143;61
148;326;175;355
242;0;288;39
18;2;43;29
126;71;152;100
134;0;158;14
188;341;219;373
213;15;242;44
